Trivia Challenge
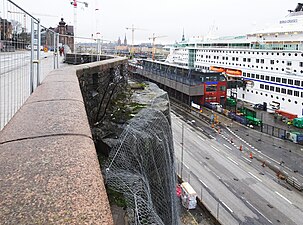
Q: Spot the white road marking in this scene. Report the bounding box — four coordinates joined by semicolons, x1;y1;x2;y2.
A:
223;144;232;150
259;151;280;164
246;200;272;224
227;156;239;165
211;145;220;152
204;165;211;172
242;156;252;163
199;180;209;189
188;151;193;156
275;191;292;205
198;136;206;141
184;164;189;170
248;172;262;182
221;201;233;213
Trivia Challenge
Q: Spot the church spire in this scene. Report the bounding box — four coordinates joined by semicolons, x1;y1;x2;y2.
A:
181;28;185;41
124;33;127;46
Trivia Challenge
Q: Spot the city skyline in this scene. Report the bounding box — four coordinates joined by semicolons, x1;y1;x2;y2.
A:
3;0;301;44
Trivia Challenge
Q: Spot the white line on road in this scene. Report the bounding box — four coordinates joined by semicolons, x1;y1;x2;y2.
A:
212;172;221;180
246;200;272;224
275;191;292;205
248;172;262;182
227;156;239;165
204;165;211;172
187;151;193;156
184;164;189;170
223;144;232;150
242;156;252;163
199;179;209;189
198;136;206;141
211;145;220;152
259;151;280;164
221;201;233;213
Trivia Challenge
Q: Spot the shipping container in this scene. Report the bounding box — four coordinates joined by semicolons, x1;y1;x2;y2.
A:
275;109;298;120
293;117;303;128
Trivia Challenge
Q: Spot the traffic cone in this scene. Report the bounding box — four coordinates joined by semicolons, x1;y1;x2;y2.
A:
249;152;253;159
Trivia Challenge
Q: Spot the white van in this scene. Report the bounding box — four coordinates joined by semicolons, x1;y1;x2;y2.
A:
180;182;197;209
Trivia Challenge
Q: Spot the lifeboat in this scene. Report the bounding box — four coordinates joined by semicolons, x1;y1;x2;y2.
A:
225;69;242;76
210;66;225;73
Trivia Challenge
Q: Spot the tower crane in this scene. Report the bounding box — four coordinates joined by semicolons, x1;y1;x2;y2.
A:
126;24;145;58
148;33;167;61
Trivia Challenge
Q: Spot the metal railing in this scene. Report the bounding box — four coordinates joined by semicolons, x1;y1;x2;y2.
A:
0;0;60;130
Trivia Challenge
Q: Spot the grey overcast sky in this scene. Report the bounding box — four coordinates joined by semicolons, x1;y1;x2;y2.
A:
6;0;301;44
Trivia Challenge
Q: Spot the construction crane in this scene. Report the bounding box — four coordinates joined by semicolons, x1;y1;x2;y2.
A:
126;24;145;58
148;33;167;61
71;0;88;52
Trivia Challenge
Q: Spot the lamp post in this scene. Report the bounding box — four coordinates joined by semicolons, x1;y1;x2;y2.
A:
180;123;184;179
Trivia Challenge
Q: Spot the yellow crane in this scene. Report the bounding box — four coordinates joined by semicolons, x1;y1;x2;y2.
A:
126;24;145;58
148;33;167;61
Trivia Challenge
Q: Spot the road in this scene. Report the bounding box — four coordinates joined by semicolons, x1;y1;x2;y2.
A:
171;107;303;225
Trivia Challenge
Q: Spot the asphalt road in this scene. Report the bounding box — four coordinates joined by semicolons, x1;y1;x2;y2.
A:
171;106;303;225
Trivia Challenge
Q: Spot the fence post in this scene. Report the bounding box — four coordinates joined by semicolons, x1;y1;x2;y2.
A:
37;19;41;86
30;17;34;94
56;33;59;68
53;32;56;69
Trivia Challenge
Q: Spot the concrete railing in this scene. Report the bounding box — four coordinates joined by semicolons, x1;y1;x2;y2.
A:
0;57;127;224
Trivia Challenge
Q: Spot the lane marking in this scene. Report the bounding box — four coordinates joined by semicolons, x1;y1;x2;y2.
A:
212;172;221;180
246;200;272;224
248;172;262;182
275;191;292;205
223;144;232;150
199;179;209;189
211;145;220;152
198;136;206;141
242;156;252;163
204;165;211;172
188;151;193;156
221;201;233;213
184;164;189;170
227;156;239;165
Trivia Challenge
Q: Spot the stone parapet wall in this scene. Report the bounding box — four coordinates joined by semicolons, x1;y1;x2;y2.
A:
0;57;127;224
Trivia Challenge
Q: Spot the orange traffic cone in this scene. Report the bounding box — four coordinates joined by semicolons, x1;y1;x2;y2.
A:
239;145;243;151
249;152;253;159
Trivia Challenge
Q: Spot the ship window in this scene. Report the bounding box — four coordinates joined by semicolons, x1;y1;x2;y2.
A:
261;75;264;80
265;76;269;81
300;62;303;67
288;79;293;85
248;58;251;62
287;61;292;66
282;78;287;84
270;60;274;64
276;96;279;99
294;91;299;97
301;92;303;98
256;74;260;79
281;88;286;94
256;91;258;94
220;86;226;91
261;59;264;63
265;85;269;90
270;77;275;82
288;99;291;102
265;93;268;96
271;95;273;98
251;74;255;78
275;87;280;92
243;72;246;76
256;59;260;63
295;101;297;104
302;81;303;86
260;93;263;95
295;80;300;86
287;90;293;95
247;73;250;77
260;84;264;89
282;98;285;101
270;86;274;91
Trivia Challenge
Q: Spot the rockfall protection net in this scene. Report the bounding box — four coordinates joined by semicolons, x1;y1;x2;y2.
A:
105;107;179;225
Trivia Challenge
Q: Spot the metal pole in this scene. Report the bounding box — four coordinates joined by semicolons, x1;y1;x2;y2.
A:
181;123;184;179
37;20;41;86
30;18;34;94
53;32;56;69
217;202;220;219
56;33;59;68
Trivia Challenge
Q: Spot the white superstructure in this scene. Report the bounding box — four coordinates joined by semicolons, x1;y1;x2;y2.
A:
166;3;303;116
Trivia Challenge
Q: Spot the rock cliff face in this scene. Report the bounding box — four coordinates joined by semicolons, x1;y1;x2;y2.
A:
79;67;179;224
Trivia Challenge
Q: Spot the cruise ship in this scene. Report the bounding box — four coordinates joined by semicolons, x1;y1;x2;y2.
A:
166;3;303;117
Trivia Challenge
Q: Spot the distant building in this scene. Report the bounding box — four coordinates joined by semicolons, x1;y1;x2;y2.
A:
123;34;127;46
47;18;74;51
117;36;121;45
0;17;13;41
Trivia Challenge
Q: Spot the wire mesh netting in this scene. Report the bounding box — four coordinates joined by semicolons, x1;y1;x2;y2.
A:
105;107;179;225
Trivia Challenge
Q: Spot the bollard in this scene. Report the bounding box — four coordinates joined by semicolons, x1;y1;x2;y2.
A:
239;145;242;151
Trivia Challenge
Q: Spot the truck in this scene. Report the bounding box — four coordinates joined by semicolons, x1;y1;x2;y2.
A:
180;182;197;210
